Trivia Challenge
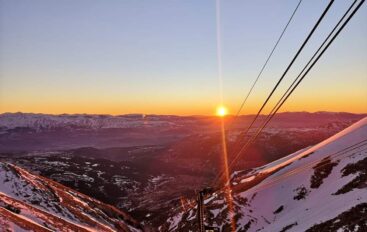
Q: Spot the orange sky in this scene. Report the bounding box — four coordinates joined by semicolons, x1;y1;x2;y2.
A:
0;0;366;116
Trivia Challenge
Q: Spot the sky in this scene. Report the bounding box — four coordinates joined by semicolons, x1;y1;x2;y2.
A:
0;0;366;116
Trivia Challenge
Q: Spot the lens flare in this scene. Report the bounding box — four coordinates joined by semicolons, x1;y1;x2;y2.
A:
219;118;236;232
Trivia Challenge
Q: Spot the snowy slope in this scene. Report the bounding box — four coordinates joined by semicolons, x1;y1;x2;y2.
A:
162;117;367;231
0;162;143;232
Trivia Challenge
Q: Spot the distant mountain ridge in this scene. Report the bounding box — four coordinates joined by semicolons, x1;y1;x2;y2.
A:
0;112;184;130
0;111;365;130
0;111;365;152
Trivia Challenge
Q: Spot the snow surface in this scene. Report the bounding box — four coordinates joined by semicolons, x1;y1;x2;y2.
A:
0;162;143;232
164;117;367;231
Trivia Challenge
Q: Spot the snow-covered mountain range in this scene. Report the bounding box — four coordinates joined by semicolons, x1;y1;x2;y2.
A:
0;162;144;231
0;112;364;131
1;112;364;152
162;117;367;231
0;113;184;130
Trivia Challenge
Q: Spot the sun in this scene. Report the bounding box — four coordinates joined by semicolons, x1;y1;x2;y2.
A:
216;106;228;117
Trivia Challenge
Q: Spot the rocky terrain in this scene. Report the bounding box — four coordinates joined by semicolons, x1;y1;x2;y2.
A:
0;162;143;231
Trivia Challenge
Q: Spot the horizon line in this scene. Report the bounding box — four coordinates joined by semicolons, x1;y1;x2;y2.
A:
1;110;366;117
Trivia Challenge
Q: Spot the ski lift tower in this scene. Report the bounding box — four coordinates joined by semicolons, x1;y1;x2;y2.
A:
197;187;220;232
